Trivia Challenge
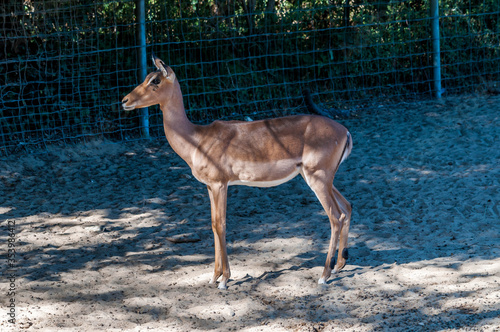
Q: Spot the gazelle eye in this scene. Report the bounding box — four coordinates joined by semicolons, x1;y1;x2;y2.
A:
152;78;161;85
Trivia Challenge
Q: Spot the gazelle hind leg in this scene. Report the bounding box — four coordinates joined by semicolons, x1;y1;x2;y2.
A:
318;214;341;284
303;171;343;284
332;185;352;273
334;219;350;273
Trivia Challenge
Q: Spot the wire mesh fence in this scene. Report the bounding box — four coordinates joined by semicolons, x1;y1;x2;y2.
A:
1;0;499;155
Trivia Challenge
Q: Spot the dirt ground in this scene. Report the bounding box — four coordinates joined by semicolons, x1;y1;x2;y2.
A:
1;95;499;331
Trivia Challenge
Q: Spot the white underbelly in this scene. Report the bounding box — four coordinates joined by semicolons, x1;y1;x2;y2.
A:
228;168;301;188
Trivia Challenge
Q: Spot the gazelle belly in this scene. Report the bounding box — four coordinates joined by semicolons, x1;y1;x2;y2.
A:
228;166;301;188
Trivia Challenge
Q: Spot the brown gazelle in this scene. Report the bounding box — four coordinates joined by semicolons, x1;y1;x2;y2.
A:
122;54;353;289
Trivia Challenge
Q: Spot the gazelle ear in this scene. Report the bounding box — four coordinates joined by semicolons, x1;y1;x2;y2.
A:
164;66;176;82
152;52;175;81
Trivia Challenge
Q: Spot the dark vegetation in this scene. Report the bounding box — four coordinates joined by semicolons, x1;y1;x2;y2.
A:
1;0;499;154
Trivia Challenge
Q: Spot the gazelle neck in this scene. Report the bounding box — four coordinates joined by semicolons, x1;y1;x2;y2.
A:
159;81;198;167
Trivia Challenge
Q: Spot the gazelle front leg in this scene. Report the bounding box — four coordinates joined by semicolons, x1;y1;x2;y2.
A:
207;183;231;289
207;186;222;284
209;232;223;284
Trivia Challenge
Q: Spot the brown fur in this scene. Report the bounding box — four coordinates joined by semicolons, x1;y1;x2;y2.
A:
122;55;353;289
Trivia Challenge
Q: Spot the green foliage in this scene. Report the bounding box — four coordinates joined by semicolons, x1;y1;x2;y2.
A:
1;0;499;154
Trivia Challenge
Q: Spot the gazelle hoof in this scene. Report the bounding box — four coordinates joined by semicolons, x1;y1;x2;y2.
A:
334;261;347;273
209;274;221;284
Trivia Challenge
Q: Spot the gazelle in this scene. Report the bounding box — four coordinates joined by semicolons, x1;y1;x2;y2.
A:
122;54;353;289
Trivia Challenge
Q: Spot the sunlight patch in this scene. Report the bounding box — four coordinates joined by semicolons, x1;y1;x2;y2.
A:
0;206;14;214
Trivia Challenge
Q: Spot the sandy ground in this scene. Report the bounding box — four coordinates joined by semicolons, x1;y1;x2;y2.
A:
1;95;499;331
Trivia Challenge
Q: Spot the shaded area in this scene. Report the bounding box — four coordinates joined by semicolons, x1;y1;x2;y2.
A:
0;95;499;330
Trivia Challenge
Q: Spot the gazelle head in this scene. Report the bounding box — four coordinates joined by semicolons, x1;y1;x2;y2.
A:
122;53;176;111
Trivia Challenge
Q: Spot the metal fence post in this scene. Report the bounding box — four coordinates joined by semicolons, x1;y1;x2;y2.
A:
136;0;150;138
431;0;442;99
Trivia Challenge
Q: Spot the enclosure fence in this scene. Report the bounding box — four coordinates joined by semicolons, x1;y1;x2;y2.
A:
1;0;499;155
